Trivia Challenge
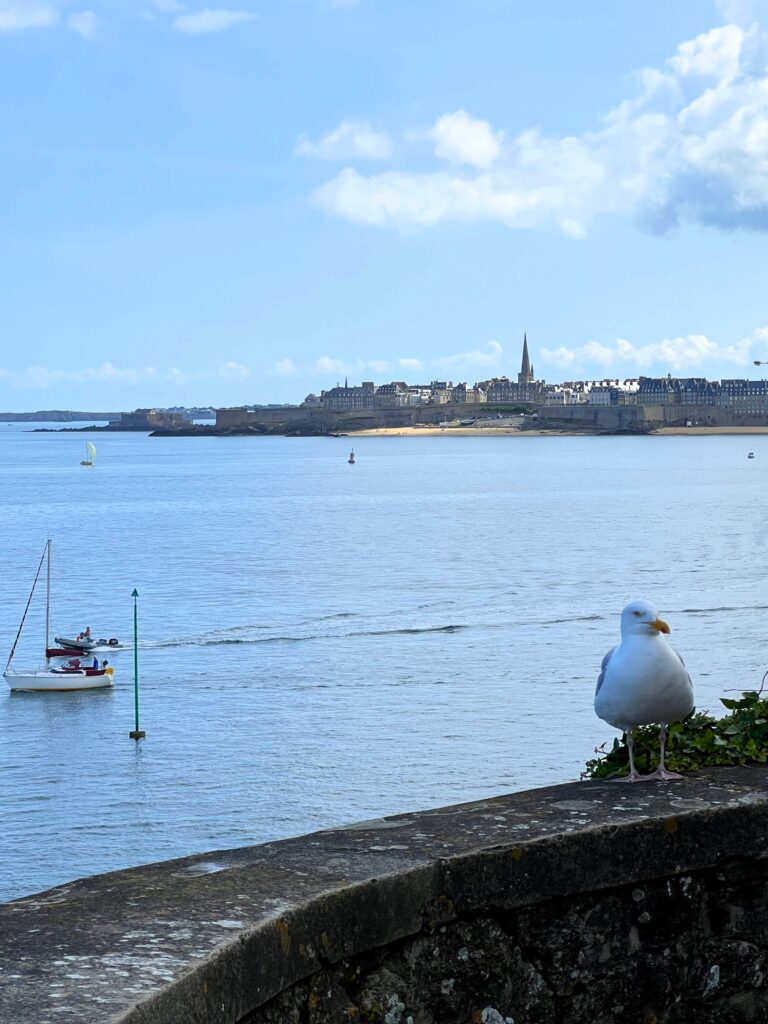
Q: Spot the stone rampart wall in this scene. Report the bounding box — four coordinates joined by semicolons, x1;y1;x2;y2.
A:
4;768;768;1023
214;404;532;432
214;402;768;434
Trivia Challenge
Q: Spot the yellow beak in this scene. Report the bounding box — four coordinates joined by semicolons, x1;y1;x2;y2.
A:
651;617;671;634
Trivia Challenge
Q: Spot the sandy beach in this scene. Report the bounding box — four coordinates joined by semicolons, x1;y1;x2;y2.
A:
349;425;551;437
348;424;768;438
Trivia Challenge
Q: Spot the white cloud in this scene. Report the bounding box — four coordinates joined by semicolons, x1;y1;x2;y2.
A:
310;10;768;235
434;340;503;370
366;359;391;374
314;356;347;376
428;110;503;169
669;24;746;81
296;120;393;161
11;362;160;389
68;10;98;39
0;5;58;32
275;358;298;376
540;328;768;373
715;0;768;27
173;8;253;34
219;360;250;380
399;357;424;371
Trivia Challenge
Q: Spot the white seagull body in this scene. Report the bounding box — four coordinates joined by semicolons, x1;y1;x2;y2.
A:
595;600;694;782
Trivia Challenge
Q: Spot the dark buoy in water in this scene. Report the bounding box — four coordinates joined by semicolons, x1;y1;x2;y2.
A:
348;449;355;464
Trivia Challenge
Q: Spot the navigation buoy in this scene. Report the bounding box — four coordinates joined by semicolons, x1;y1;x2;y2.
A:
348;449;355;464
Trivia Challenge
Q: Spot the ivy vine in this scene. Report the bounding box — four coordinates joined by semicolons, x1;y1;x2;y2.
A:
583;691;768;780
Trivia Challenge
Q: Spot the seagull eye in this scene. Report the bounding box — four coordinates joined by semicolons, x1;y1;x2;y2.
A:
633;610;642;616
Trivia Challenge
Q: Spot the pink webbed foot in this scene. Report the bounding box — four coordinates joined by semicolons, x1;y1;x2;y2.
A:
612;770;654;783
644;768;685;781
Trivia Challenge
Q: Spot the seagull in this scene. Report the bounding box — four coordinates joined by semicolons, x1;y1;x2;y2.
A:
595;600;694;782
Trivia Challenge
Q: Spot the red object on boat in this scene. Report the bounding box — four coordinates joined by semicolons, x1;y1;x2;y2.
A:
46;648;87;659
51;667;109;678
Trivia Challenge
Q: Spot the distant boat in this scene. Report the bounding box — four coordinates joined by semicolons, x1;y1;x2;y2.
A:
80;441;96;467
50;635;120;655
348;449;355;464
4;540;114;692
748;452;755;459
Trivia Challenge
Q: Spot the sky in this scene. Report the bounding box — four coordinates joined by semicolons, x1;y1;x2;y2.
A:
2;0;768;410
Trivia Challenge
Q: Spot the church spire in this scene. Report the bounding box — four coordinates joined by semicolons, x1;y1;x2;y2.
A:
518;333;533;385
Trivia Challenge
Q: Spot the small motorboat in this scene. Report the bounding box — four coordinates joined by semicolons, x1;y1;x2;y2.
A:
748;452;755;459
55;635;98;651
54;635;120;652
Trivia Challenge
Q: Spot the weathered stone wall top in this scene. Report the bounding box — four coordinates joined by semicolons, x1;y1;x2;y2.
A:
3;767;768;1023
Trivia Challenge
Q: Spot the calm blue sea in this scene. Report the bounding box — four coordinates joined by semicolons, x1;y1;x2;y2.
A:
1;425;767;902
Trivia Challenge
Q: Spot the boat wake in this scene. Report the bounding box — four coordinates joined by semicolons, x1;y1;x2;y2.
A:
140;603;762;652
148;622;470;649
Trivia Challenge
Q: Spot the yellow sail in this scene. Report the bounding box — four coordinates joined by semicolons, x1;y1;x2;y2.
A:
86;442;96;461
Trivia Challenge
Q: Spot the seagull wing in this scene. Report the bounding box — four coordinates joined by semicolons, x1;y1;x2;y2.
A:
596;646;616;696
671;645;694;685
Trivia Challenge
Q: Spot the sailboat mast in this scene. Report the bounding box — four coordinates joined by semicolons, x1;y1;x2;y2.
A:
45;538;51;656
5;544;47;673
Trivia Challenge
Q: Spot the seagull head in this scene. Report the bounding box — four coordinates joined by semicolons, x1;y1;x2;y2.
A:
620;599;671;637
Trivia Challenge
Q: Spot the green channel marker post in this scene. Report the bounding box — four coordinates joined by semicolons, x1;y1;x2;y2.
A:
129;588;145;740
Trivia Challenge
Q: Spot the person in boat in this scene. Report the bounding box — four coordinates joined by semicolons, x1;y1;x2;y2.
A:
92;656;99;670
66;657;81;669
102;660;109;670
84;627;92;640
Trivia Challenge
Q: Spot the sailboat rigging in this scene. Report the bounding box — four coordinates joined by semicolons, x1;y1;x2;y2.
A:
4;541;115;691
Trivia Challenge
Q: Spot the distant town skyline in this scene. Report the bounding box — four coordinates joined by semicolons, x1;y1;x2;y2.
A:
2;0;768;411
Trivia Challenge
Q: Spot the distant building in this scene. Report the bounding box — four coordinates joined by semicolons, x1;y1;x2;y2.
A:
719;379;768;415
483;335;544;403
638;376;719;407
429;381;453;404
320;381;375;411
374;382;410;407
451;383;487;404
120;408;187;429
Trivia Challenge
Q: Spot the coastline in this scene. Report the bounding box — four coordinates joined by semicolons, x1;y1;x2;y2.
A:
347;425;768;438
653;425;768;435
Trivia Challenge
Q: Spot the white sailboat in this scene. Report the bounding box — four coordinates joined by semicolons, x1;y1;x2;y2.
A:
4;541;115;692
80;441;96;467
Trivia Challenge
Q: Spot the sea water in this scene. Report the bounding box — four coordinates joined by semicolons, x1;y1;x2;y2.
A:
1;425;766;902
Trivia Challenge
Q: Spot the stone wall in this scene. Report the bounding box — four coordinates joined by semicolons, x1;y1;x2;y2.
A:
213;403;768;434
3;768;768;1023
213;405;534;433
250;854;768;1024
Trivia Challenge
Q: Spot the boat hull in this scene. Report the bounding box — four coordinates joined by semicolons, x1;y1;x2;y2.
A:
4;669;114;692
53;636;120;652
54;636;97;651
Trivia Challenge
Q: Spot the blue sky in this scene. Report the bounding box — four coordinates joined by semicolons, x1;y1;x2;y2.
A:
2;0;768;410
